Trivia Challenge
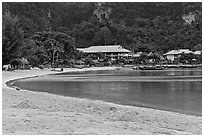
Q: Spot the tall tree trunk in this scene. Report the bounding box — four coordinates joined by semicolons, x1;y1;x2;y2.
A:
52;50;56;69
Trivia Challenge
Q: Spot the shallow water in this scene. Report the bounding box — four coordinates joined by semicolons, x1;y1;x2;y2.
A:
13;68;202;115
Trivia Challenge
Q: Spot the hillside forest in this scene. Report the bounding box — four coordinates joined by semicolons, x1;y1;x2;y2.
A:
2;2;202;67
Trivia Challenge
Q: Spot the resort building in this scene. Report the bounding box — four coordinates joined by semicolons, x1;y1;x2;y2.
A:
163;49;194;62
194;50;202;55
77;45;131;60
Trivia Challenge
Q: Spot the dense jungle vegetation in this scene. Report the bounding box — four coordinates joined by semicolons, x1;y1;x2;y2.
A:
2;2;202;66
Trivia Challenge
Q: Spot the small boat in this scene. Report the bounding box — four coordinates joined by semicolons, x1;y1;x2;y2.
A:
139;65;164;70
166;64;181;68
154;66;165;70
132;66;138;70
122;65;134;68
180;64;197;68
116;67;121;70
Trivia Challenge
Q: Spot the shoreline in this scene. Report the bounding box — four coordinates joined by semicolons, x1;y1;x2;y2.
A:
2;67;202;135
7;73;201;117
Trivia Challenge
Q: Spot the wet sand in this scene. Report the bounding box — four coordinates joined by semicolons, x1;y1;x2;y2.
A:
2;67;202;135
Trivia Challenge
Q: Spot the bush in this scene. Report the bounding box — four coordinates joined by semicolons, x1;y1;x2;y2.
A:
38;65;45;70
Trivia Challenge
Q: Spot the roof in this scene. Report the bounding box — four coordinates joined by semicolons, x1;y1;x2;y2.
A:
132;52;142;57
164;49;193;55
78;45;131;53
148;52;163;58
77;48;85;52
194;50;202;55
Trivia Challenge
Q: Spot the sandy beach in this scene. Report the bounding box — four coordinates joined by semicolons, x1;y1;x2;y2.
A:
2;67;202;135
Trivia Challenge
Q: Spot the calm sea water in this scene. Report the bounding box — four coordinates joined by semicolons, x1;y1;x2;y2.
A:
13;68;202;115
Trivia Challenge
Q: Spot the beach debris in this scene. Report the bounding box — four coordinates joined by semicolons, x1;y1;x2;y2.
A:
23;119;31;123
12;100;32;109
109;106;117;111
12;86;20;91
16;87;20;90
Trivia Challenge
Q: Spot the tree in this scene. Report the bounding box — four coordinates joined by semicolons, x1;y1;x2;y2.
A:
192;44;202;51
3;2;201;55
72;21;97;47
32;31;75;67
93;26;116;45
138;52;148;64
2;10;24;65
178;53;197;64
19;39;49;67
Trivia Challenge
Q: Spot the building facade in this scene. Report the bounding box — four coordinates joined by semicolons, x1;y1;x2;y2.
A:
77;45;131;60
163;49;198;62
